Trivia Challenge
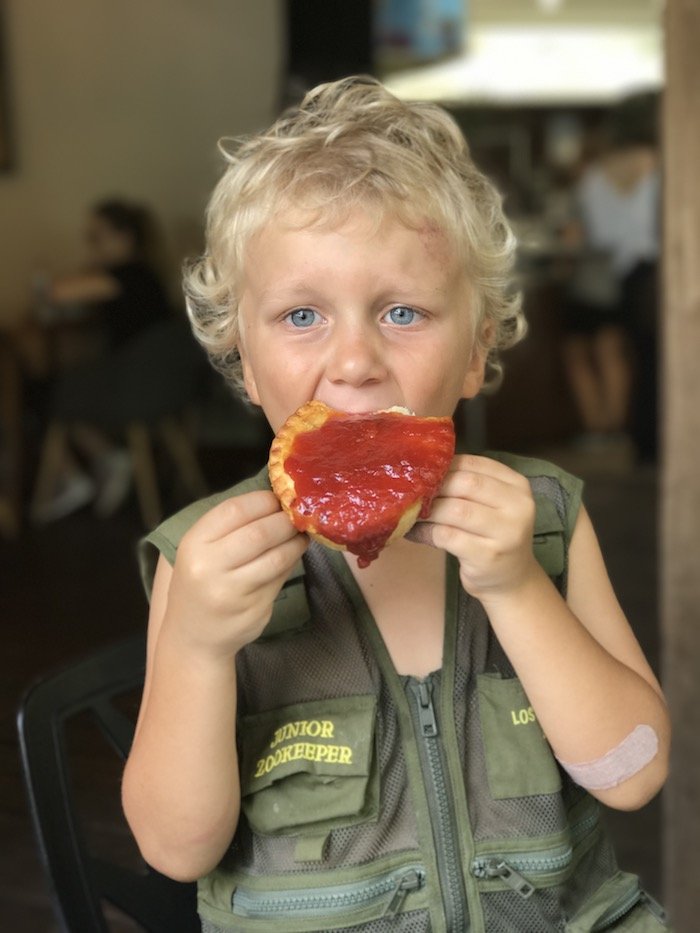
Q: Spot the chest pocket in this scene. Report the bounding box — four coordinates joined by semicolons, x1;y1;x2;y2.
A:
533;495;566;580
239;695;379;839
477;674;562;799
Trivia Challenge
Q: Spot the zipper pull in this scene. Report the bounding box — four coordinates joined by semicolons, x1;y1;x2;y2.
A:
412;679;439;737
474;858;535;899
384;869;424;916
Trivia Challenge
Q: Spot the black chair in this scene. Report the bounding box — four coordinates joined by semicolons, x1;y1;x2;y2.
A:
17;634;200;932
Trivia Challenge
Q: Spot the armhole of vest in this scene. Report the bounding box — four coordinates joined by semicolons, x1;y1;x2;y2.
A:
138;529;176;603
560;470;584;548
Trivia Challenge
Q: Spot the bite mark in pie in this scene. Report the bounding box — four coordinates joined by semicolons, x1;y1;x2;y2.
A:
268;400;455;567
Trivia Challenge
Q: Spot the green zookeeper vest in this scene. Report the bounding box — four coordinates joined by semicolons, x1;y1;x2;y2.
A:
139;453;670;933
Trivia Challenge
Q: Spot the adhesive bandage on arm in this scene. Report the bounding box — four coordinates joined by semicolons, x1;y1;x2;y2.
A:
556;725;659;790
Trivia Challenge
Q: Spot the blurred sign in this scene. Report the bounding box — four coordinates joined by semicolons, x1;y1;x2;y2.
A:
375;0;467;73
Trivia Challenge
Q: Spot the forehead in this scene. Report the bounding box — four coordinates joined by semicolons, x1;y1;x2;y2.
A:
246;205;461;276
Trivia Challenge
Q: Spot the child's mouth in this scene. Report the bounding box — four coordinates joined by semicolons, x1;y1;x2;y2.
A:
313;398;411;416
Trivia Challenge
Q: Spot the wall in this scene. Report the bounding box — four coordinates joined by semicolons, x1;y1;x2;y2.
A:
0;0;283;322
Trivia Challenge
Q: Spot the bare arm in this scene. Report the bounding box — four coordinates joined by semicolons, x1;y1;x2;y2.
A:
427;457;670;810
122;491;308;881
49;271;120;306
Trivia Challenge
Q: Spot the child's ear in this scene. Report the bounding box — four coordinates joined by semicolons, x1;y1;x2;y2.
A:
239;347;261;406
461;350;486;400
461;320;493;399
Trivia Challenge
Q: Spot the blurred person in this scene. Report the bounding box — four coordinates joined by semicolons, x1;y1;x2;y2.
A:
561;93;660;460
31;199;172;522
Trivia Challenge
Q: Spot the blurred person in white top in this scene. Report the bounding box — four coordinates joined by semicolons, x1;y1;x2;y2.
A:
562;92;660;461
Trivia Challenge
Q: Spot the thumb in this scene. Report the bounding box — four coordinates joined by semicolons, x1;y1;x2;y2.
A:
405;521;438;549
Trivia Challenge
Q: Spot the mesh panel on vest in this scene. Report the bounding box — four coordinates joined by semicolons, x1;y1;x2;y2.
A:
341;910;432;932
232;546;420;876
560;826;619;919
236;545;378;709
481;889;567;933
196;465;631;932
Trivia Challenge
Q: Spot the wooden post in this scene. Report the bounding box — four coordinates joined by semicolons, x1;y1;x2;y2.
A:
662;1;700;928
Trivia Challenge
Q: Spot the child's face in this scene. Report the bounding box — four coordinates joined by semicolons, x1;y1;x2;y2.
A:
237;208;485;433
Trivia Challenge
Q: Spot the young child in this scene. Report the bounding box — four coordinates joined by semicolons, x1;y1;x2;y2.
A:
122;77;671;932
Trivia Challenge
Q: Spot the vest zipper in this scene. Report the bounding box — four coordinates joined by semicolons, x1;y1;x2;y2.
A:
384;868;425;916
471;807;602;898
471;850;569;897
230;864;425;920
406;675;469;932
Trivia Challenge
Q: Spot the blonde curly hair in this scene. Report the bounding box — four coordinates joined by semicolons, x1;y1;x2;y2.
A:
184;76;526;395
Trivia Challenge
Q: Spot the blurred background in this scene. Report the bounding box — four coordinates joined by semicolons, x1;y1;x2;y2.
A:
1;0;694;930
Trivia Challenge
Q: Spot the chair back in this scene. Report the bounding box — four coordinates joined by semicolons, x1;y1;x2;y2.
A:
118;318;208;423
17;634;200;932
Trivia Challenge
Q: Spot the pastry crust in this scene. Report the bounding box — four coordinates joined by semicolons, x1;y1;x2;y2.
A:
269;401;445;555
268;400;332;524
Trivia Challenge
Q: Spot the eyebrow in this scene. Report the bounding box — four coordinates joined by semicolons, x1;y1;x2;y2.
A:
257;281;325;304
257;280;448;306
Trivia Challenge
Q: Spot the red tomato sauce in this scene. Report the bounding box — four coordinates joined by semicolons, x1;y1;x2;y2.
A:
284;410;455;567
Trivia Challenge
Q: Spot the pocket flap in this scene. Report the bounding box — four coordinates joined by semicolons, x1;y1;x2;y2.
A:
241;695;377;795
239;695;379;837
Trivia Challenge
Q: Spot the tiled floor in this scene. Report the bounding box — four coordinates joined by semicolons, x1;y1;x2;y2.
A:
0;444;663;929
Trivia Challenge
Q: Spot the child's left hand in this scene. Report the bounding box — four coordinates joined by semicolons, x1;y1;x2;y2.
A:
409;454;541;602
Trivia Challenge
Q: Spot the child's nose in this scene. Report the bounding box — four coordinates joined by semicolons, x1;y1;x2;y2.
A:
325;324;387;387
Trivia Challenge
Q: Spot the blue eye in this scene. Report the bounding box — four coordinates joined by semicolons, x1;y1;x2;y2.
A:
386;305;419;326
287;308;319;328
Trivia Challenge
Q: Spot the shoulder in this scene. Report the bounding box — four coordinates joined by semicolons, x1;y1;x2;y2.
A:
137;466;270;598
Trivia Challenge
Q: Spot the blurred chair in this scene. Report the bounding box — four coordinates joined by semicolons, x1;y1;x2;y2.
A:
17;633;200;933
32;318;209;528
117;318;209;527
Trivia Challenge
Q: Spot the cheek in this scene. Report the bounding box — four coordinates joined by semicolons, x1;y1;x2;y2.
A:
247;349;318;420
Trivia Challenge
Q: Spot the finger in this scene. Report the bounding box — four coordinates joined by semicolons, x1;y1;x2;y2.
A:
436;468;517;509
235;531;309;594
194;491;282;543
426;520;496;565
221;509;304;570
424;497;495;539
446;454;531;490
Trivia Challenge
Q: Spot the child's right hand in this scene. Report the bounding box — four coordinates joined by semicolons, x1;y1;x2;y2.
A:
163;490;308;659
